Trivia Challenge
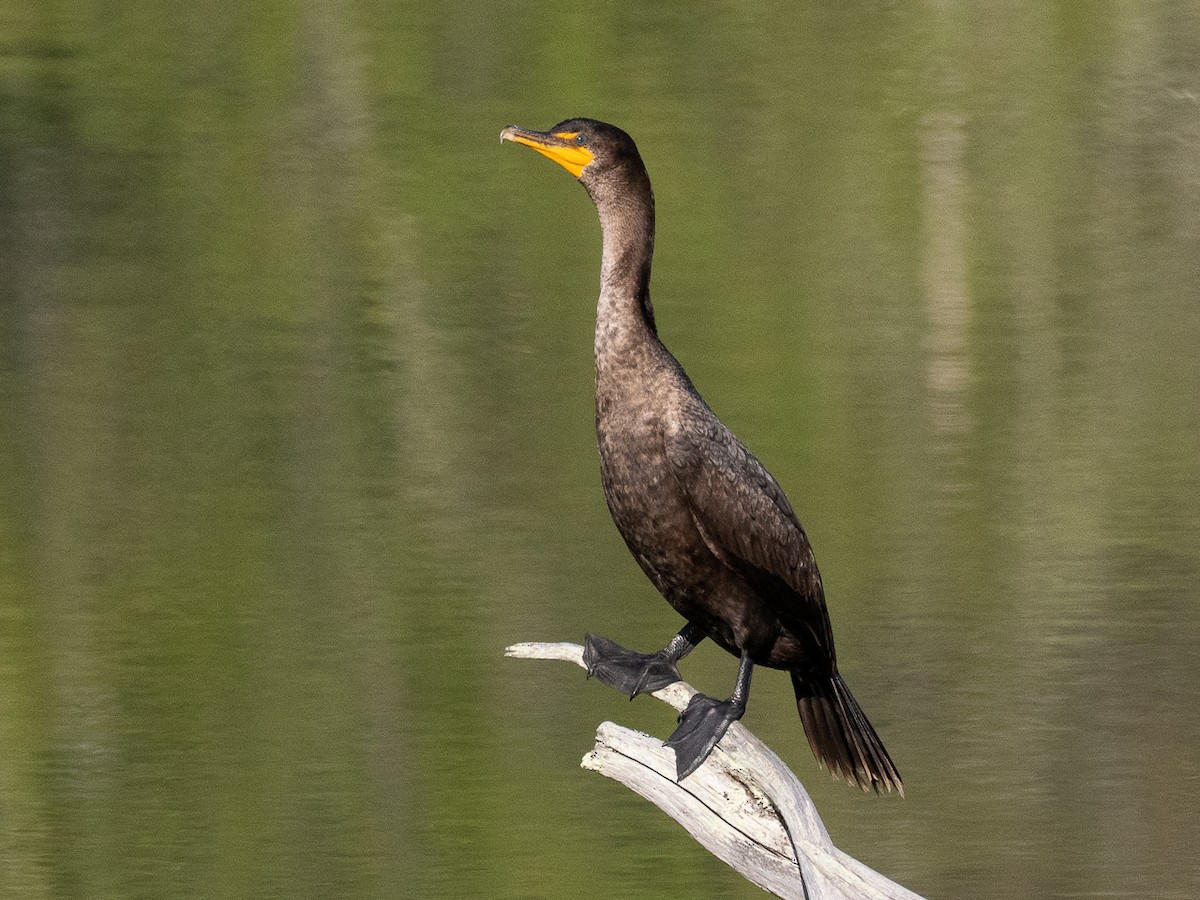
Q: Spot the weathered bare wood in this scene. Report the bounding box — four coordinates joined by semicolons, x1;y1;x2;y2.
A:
506;641;924;900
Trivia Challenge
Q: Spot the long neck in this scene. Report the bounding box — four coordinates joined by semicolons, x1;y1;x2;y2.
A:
587;171;658;361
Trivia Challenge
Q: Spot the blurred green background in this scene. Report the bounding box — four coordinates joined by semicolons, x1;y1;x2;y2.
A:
3;1;1200;897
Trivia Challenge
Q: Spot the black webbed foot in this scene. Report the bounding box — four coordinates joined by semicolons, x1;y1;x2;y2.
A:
665;693;746;780
582;633;684;698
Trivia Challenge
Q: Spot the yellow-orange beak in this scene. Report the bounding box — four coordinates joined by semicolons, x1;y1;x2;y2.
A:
500;125;594;178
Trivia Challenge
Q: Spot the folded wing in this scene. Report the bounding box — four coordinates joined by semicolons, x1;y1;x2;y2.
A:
664;417;835;659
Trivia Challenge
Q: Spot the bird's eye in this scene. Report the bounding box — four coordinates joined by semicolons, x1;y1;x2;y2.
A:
576;134;587;145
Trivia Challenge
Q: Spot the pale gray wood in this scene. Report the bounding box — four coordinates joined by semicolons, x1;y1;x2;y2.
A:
506;641;924;900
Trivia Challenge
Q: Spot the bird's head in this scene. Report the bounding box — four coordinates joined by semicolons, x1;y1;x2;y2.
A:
500;118;646;192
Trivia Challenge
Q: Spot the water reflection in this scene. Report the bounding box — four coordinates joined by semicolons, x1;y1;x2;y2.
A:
2;2;1200;898
920;110;970;441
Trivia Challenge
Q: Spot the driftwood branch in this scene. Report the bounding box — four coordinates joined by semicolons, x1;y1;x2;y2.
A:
506;641;923;900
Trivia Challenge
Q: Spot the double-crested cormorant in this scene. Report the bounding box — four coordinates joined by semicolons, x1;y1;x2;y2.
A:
501;119;902;794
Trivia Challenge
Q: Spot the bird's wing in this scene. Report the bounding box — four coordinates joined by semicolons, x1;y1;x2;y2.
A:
665;416;834;650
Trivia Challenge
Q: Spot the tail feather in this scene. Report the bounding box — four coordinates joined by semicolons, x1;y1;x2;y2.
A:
792;671;903;797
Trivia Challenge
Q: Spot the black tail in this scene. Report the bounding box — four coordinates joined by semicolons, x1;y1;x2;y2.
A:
792;671;903;796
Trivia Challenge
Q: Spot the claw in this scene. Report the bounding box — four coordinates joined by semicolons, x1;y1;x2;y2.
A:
582;633;684;698
665;693;745;780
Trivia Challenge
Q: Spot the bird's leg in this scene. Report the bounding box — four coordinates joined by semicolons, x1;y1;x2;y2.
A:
665;652;753;781
583;622;706;699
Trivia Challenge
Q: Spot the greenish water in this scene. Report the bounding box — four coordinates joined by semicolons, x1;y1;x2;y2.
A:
3;2;1200;898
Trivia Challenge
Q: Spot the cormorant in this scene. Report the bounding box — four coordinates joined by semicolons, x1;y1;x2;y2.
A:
501;119;902;794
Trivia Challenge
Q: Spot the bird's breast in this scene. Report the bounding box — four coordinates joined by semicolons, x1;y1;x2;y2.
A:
596;378;729;605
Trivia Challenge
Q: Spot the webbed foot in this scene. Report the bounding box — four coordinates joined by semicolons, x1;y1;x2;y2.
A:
582;633;684;698
665;693;746;781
